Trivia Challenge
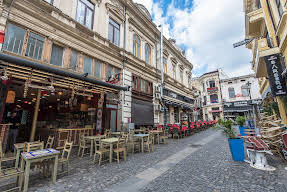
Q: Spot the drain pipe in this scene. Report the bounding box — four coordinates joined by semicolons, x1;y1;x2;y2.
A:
121;5;127;130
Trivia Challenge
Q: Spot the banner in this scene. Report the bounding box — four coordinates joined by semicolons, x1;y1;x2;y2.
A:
264;54;287;96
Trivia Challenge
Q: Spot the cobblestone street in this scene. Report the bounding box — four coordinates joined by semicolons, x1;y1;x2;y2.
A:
24;129;287;192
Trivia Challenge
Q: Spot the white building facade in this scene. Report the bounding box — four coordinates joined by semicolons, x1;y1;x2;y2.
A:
220;74;262;119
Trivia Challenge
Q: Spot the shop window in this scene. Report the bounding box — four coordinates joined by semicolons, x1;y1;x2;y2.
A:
94;60;102;78
76;0;94;29
242;86;249;97
228;87;235;98
83;56;92;76
108;18;120;46
69;49;78;71
145;43;151;65
133;34;141;58
209;80;216;88
50;44;64;67
3;23;26;54
210;94;218;103
25;32;44;60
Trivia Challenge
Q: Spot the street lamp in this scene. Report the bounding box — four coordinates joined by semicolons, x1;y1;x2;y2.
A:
158;24;167;128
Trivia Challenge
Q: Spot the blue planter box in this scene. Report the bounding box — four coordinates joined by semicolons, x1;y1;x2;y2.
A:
239;126;246;136
228;138;245;161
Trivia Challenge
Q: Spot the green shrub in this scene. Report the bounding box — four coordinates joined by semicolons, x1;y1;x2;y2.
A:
215;119;237;139
236;116;246;127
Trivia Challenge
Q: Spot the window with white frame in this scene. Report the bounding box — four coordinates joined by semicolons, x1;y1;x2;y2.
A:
242;86;249;97
69;49;78;71
172;64;176;79
76;0;94;29
25;32;44;61
50;44;64;67
180;69;183;83
228;87;235;98
108;18;120;46
3;24;26;54
163;57;167;73
94;60;102;79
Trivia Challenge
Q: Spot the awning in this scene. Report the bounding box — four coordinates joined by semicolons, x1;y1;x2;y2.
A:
0;53;128;93
163;96;193;110
131;98;154;125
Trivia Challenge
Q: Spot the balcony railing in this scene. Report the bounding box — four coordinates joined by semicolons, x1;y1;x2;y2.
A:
246;0;261;14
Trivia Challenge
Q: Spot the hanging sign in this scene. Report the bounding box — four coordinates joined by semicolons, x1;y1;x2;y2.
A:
6;90;15;103
233;38;254;48
264;54;287;96
96;92;104;132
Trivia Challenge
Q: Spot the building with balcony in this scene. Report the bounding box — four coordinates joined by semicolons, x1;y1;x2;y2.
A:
220;74;262;120
244;0;287;124
0;0;196;140
198;69;227;121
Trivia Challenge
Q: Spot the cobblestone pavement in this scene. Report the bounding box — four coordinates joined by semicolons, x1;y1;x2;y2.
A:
22;129;287;192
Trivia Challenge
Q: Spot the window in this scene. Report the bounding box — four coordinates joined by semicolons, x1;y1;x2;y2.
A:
133;34;141;58
242;86;249;97
25;32;44;60
202;82;205;90
50;44;64;67
276;0;283;18
45;0;54;4
83;56;92;76
94;60;102;79
209;80;216;88
106;65;113;81
69;49;78;71
76;0;94;29
172;64;176;79
3;24;26;54
203;96;207;105
141;79;146;92
228;87;235;98
174;107;179;123
108;18;120;46
163;57;167;73
188;76;191;88
180;69;183;83
145;43;151;64
210;94;218;103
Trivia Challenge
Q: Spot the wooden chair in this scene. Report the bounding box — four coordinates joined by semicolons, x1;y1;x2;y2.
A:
113;139;127;163
58;141;73;175
172;128;181;139
77;134;91;157
25;141;44;152
94;138;109;166
45;136;54;149
129;131;141;153
104;129;111;138
144;133;154;152
160;129;169;144
0;141;23;192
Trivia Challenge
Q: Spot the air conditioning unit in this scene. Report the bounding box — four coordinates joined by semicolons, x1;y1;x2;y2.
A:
154;104;160;111
154;84;161;93
155;93;161;99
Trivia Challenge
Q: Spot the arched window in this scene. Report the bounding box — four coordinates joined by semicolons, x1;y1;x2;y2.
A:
228;87;235;98
145;43;151;64
133;34;141;58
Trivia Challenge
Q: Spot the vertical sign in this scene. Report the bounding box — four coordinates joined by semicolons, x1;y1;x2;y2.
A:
264;54;287;96
96;92;104;133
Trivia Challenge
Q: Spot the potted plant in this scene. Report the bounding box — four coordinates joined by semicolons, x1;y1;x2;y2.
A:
236;116;246;136
215;119;244;161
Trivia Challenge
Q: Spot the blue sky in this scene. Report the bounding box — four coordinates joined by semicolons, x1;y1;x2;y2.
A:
134;0;252;77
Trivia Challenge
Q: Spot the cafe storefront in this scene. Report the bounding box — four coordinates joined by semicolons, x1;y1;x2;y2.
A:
0;53;127;149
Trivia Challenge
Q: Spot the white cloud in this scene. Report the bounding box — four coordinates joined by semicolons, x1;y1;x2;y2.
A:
133;0;252;77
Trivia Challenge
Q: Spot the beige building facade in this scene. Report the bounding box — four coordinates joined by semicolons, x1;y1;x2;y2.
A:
0;0;196;130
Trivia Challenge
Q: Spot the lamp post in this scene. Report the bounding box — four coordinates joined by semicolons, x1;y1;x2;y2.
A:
158;24;167;128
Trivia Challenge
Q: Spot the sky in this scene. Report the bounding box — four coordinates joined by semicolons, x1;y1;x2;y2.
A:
133;0;253;77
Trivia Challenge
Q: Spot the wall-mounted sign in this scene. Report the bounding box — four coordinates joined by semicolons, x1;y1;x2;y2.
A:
107;73;121;85
207;87;218;92
6;90;15;103
233;38;254;48
234;101;248;107
264;54;287;96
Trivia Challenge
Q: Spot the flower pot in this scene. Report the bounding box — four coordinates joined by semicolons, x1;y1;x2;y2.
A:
239;126;246;136
228;138;244;161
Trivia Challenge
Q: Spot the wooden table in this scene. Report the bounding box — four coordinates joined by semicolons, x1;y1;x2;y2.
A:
134;134;149;152
151;130;163;144
101;138;119;163
14;141;42;168
20;148;60;192
84;135;106;157
111;132;122;137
